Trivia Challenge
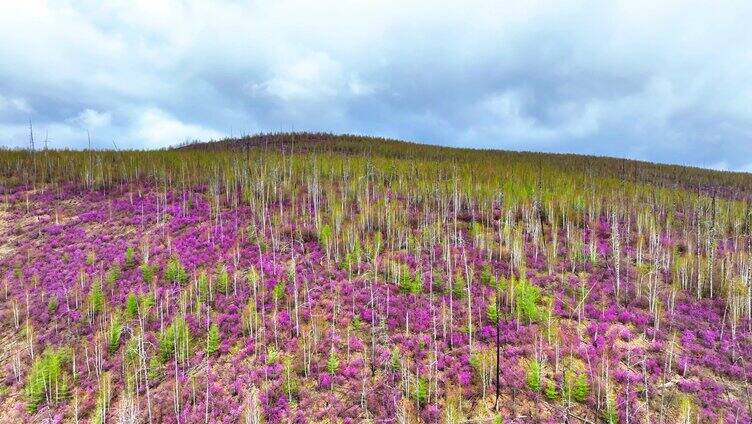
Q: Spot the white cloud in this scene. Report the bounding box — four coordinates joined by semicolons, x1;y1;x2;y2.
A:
348;78;377;96
467;90;601;147
247;52;349;102
0;0;751;168
133;108;223;147
70;109;112;129
0;94;31;113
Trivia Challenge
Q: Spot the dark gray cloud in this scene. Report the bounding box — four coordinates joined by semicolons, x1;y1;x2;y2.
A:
1;1;751;170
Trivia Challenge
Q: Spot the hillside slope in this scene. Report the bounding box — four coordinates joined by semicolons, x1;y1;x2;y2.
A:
0;134;751;423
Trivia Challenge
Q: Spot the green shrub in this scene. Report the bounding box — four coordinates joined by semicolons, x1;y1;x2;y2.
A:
266;346;280;364
140;263;156;284
319;224;332;248
140;293;154;315
496;275;508;292
25;347;70;412
451;272;466;298
326;351;340;374
525;360;542;392
125;293;138;320
197;269;209;300
390;347;401;370
215;263;229;294
124;246;136;269
147;356;162;381
415;376;429;406
515;277;541;323
481;264;494;286
400;269;422;294
89;279;105;316
486;301;499;324
206;323;220;356
562;370;590;403
470;221;484;240
544;379;558;400
351;314;362;331
105;264;121;286
245;267;260;287
431;270;445;293
107;315;123;354
272;280;286;302
573;373;590;402
159;316;191;362
164;256;188;285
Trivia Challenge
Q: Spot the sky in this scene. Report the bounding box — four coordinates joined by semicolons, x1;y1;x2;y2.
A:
1;1;751;171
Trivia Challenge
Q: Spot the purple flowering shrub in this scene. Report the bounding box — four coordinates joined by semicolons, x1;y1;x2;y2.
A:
0;144;751;423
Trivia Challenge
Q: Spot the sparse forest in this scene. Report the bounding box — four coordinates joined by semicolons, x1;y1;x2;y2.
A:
1;133;752;423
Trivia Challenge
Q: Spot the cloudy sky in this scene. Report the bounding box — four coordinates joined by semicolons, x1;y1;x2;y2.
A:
1;1;751;170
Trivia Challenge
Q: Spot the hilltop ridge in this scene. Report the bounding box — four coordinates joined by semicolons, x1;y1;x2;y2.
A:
176;132;752;201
